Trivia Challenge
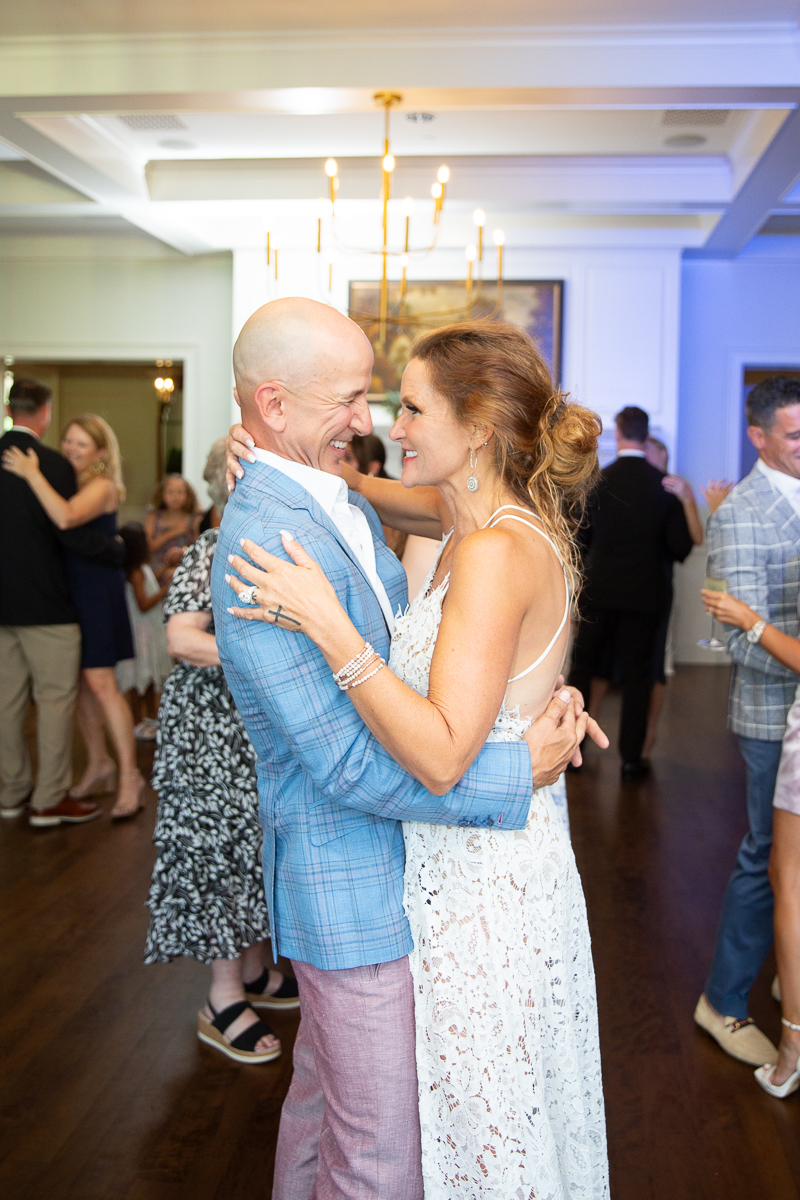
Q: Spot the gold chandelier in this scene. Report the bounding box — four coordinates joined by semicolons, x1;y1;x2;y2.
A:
266;92;505;349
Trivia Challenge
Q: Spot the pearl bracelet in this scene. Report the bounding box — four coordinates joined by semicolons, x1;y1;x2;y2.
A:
339;658;386;691
333;642;374;685
782;1016;800;1032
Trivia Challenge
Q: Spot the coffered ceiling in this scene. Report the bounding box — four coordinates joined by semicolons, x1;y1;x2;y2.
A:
0;9;799;255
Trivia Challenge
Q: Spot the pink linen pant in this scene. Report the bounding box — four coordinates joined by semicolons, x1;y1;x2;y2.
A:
272;955;423;1200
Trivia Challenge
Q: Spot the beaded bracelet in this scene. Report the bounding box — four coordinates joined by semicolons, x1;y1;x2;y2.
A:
782;1016;800;1032
339;657;386;691
333;642;374;686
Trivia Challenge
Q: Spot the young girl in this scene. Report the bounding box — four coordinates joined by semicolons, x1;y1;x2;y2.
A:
117;523;173;739
145;474;201;579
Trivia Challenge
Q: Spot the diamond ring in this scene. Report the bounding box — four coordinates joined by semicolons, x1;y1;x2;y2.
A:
238;585;259;606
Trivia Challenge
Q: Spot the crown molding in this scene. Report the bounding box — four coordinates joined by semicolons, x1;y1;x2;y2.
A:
0;22;798;53
0;23;798;96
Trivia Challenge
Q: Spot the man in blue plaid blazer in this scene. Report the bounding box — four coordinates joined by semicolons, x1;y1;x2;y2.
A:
212;299;586;1200
695;376;800;1068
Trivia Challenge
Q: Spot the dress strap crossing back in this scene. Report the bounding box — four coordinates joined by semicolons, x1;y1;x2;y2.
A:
483;505;570;682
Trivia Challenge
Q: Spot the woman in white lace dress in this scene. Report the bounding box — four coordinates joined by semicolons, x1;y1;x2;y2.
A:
226;321;609;1200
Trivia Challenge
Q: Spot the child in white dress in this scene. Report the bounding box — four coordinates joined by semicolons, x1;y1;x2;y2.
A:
117;523;173;738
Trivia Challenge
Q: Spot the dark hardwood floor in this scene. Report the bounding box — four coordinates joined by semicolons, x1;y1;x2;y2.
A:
1;665;799;1198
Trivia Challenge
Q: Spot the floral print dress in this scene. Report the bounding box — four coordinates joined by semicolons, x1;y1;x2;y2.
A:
144;530;271;964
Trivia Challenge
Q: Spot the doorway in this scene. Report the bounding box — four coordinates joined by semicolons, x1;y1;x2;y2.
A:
741;366;800;480
3;359;183;524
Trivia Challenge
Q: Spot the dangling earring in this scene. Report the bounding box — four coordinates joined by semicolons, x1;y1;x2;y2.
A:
467;446;479;493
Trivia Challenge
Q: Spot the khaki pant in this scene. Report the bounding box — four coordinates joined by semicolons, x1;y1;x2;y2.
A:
0;624;81;812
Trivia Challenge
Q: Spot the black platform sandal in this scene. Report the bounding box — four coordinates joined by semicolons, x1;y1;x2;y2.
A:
245;969;301;1011
197;1000;282;1064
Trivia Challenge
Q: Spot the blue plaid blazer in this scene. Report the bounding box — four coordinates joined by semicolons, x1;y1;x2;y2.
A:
707;464;800;741
211;460;534;970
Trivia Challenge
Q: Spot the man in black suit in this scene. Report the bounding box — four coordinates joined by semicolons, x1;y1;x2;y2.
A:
0;378;125;826
569;406;694;778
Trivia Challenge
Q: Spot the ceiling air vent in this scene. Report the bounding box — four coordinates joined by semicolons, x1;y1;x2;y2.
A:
118;115;188;132
662;110;729;127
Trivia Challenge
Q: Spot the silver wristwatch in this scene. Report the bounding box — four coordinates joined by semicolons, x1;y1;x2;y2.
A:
746;618;767;645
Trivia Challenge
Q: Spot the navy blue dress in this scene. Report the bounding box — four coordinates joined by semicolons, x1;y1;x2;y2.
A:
64;512;134;669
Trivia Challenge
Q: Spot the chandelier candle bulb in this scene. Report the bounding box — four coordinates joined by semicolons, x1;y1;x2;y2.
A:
382;154;395;173
437;165;450;184
473;208;486;260
492;230;505;286
465;244;477;295
325;158;338;208
431;181;443;224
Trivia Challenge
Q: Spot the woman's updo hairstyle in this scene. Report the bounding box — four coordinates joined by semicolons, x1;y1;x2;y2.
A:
410;320;601;598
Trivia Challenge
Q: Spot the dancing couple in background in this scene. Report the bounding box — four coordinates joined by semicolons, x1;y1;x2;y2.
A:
215;298;609;1199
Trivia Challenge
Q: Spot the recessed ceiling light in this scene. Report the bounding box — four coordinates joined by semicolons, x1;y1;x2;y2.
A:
664;134;707;148
158;138;197;151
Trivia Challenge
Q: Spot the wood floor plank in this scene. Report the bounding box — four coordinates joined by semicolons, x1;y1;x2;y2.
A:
1;667;800;1198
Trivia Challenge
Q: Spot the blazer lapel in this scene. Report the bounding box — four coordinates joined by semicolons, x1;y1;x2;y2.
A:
244;460;389;613
747;468;800;546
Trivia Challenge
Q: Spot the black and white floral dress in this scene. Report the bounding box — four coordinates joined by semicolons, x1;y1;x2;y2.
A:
144;530;271;965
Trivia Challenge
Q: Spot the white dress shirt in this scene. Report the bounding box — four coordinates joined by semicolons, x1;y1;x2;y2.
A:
616;449;646;458
757;457;800;519
252;447;396;632
9;424;40;438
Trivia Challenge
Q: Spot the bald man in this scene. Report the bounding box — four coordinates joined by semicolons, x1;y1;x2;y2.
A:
212;298;583;1200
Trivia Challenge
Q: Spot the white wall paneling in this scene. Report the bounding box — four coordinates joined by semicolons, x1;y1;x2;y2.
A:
0;246;233;500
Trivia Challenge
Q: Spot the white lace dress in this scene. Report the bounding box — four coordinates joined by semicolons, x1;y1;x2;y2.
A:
390;551;609;1200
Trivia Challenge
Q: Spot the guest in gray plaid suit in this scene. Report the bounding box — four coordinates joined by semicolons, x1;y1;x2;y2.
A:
695;376;800;1066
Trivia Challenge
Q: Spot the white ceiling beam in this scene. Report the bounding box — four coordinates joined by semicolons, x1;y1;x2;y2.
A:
0;98;216;253
697;106;800;254
145;154;733;207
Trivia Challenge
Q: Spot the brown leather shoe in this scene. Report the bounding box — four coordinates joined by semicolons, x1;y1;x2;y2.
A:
29;796;102;827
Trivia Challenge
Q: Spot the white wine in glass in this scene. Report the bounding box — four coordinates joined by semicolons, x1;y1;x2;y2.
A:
698;576;729;651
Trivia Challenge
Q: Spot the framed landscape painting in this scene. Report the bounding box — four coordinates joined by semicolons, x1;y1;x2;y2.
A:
349;279;563;397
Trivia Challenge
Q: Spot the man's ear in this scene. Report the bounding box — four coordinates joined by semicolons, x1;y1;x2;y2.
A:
233;388;242;410
252;382;286;431
748;424;766;452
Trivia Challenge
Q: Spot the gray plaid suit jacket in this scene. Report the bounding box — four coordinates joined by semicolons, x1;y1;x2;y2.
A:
707;463;800;740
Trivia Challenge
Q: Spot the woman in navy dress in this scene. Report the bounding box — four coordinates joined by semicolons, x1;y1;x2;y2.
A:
2;414;142;819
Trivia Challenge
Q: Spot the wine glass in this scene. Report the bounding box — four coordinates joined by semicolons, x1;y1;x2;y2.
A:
698;576;729;652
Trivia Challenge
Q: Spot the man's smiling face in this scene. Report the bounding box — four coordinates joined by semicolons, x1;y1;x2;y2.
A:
750;403;800;480
278;340;375;475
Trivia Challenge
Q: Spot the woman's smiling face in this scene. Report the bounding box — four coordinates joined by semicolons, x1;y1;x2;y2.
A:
390;358;474;489
61;424;101;475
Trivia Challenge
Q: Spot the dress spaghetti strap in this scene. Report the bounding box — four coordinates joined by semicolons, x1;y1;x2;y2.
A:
483;505;570;682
